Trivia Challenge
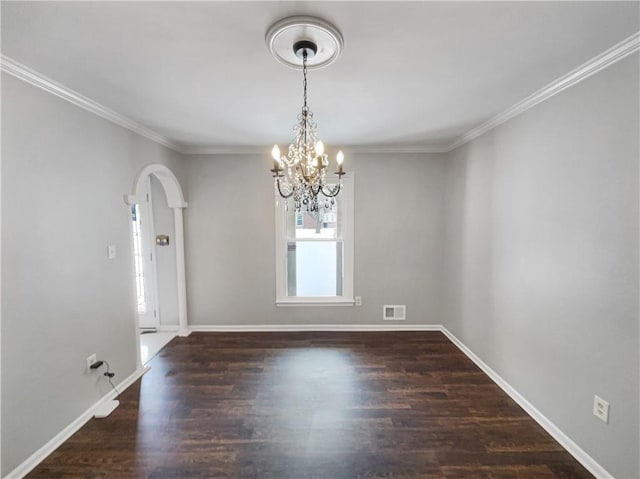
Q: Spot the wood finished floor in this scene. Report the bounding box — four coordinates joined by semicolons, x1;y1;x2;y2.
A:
28;332;593;479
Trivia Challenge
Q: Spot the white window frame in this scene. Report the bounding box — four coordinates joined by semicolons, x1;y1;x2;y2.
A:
275;174;354;306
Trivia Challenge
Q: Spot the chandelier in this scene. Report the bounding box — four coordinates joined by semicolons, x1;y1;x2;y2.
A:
267;18;346;213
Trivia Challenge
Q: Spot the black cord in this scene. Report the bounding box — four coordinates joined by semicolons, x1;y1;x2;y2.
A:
102;360;120;396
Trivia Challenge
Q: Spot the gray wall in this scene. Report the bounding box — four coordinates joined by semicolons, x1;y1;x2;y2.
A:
2;43;638;479
150;176;179;327
442;54;639;478
0;73;186;475
183;153;447;326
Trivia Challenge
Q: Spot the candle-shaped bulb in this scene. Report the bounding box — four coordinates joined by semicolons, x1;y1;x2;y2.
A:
271;144;281;161
336;150;344;166
315;140;325;157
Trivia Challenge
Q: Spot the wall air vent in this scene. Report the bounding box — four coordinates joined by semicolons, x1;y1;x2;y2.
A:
383;305;406;321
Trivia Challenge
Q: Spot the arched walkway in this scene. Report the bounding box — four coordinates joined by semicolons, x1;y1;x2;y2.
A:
125;164;189;342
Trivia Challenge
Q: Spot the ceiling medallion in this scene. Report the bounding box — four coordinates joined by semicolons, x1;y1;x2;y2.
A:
266;15;344;70
267;16;346;213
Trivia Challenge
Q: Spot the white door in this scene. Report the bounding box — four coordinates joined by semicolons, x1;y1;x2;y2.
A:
131;177;159;330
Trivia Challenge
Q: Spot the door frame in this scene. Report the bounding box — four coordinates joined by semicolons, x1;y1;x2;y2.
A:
125;164;189;369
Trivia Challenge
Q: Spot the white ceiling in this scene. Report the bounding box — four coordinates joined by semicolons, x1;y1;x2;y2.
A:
2;1;639;151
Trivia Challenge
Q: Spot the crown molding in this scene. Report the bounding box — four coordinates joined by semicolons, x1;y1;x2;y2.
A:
182;144;449;156
173;29;640;157
446;31;640;152
0;55;183;153
4;31;638;157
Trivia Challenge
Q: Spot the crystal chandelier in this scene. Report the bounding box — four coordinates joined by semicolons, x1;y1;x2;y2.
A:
270;39;345;213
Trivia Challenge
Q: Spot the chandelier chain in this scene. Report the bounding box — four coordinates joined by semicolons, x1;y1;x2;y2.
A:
302;50;308;113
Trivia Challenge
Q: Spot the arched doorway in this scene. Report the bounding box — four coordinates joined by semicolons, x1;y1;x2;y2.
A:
125;164;189;366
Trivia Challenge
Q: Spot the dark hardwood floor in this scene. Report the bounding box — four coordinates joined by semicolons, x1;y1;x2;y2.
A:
28;332;593;478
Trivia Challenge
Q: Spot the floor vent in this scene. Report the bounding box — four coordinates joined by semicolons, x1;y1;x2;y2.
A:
383;305;406;320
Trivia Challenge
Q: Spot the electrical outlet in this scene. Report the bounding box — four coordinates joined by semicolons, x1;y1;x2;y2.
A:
355;296;362;306
86;354;97;372
593;395;610;423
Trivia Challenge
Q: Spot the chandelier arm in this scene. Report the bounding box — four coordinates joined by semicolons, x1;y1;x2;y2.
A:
321;184;341;197
276;178;294;198
311;183;323;197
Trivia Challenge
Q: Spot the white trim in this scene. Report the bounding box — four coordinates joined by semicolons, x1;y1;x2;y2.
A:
125;164;189;339
439;327;614;479
4;31;637;159
0;54;446;158
189;324;443;332
275;174;354;304
126;163;187;209
132;32;640;157
0;59;3;475
157;325;180;332
276;299;355;307
342;174;355;301
0;55;183;153
4;367;149;479
446;31;640;151
182;144;449;156
173;207;190;337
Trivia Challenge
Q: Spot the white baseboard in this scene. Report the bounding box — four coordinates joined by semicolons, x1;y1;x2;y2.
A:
177;327;192;337
440;327;613;479
156;324;189;336
5;366;149;479
157;325;179;332
189;323;444;332
5;326;612;479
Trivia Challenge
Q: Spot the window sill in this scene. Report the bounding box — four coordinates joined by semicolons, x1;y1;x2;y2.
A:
276;298;355;307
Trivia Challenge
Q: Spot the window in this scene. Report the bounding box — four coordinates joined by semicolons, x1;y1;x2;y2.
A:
275;175;354;305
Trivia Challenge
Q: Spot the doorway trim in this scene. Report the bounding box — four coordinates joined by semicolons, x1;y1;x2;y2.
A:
125;164;189;341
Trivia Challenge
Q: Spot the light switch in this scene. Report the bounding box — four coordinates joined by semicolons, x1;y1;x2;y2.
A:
107;244;117;260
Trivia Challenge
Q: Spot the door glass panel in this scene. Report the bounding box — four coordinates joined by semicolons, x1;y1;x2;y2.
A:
131;204;147;313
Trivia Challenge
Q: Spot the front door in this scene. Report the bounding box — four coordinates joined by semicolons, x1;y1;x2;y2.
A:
131;177;158;330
